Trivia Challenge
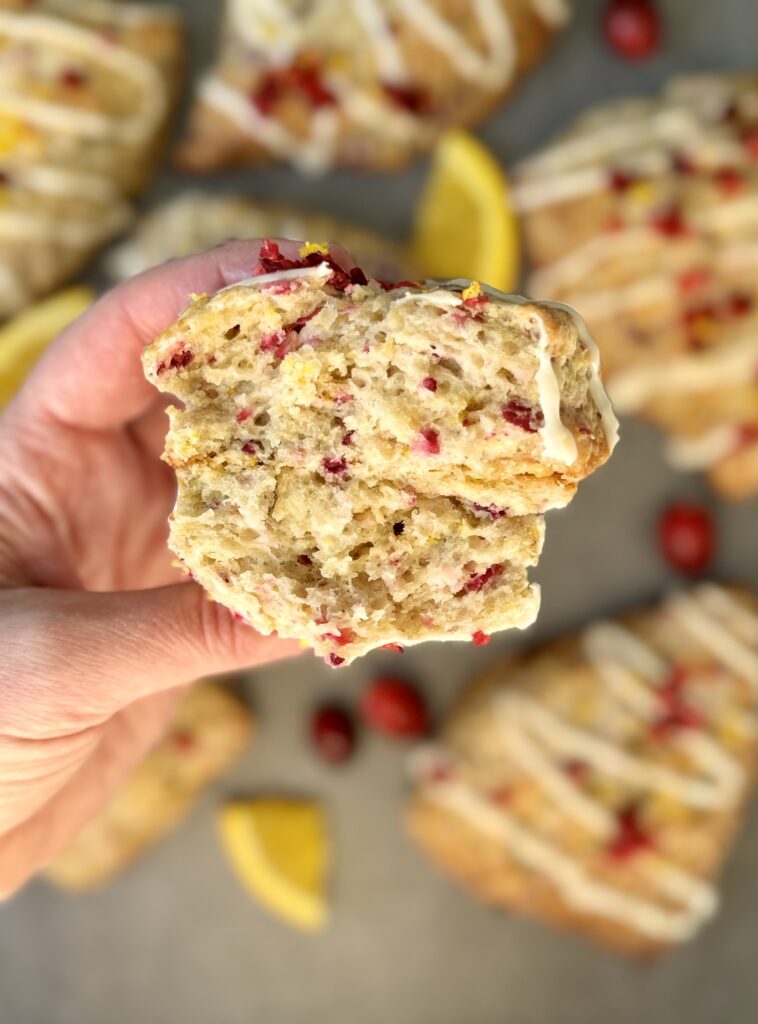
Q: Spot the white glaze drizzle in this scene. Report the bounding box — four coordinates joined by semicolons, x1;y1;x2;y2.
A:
530;0;571;27
352;0;408;83
666;425;742;471
0;12;166;141
213;262;334;299
668;589;758;689
0;204;130;246
531;309;578;464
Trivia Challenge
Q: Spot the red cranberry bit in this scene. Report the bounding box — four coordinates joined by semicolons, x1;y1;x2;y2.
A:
650;207;688;237
321;627;354;647
382;81;430;114
380;642;405;653
743;131;758;161
610;169;636;192
172;730;196;753
472;503;509;520
677;268;710;294
462;292;489;310
602;0;661;60
502;399;544;433
311;704;356;763
420;376;438;392
155;344;193;376
322;455;349;476
651;667;704;739
242;442;258;455
236;408;252;423
412;427;441;455
671;151;697;175
658;501;715;575
251;59;336;115
377;279;420;291
361;678;428;739
260;330;285;353
607;804;653;860
297;554;313;566
255;239;367;294
341;430;355;446
60;67;87;88
392;521;405;536
472;631;491;646
726;291;753;318
326;653;345;667
714;167;746;198
463;563;505;594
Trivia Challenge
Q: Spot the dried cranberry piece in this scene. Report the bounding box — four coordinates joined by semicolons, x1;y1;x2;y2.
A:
322;455;349;476
361;678;428;738
502;400;544;433
326;653;345;668
472;503;510;520
382;81;430;114
412;427;441;455
462;563;505;594
658;501;715;575
241;442;258;455
420;377;438;392
341;431;355;446
472;631;491;646
311;704;356;763
155;345;193;376
602;0;661;60
255;239;367;295
607;804;653;860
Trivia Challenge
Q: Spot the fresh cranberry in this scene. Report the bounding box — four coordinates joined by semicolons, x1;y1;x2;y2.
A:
462;563;505;594
472;631;491;646
242;441;258;455
471;503;509;520
607;804;652;860
341;431;355;446
602;0;661;60
361;678;428;738
502;399;544;433
326;653;345;667
311;704;356;763
322;456;349;476
420;376;438;392
236;408;252;423
251;60;336;115
255;239;367;294
382;81;430;114
658;501;715;575
610;169;636;192
412;427;441;455
321;627;354;647
155;345;193;376
380;642;405;652
650;207;688;237
714;167;746;197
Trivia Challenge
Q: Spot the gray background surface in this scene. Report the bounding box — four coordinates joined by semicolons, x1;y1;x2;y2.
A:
3;1;758;1022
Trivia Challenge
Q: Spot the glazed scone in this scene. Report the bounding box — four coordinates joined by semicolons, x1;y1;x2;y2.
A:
516;74;758;500
44;682;253;891
0;0;183;317
107;192;412;284
177;0;570;174
143;242;616;666
408;584;758;956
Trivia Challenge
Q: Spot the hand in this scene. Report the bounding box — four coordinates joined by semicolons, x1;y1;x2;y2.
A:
0;241;303;897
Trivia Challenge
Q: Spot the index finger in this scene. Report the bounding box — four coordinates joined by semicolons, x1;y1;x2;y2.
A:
13;239;310;431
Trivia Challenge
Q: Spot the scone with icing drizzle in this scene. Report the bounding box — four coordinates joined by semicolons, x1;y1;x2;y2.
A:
516;74;758;500
44;682;253;891
177;0;570;174
143;241;617;667
107;192;412;284
0;0;183;317
408;584;758;956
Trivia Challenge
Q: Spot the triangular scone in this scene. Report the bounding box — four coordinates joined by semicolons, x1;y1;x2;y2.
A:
408;585;758;956
44;683;253;891
107;192;412;284
516;74;758;500
177;0;569;174
0;0;183;317
143;243;616;666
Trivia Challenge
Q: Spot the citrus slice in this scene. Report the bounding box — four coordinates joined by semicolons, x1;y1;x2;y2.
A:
0;286;95;409
410;130;519;292
217;798;329;931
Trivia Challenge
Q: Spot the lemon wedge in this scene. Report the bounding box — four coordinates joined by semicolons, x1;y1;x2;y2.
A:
217;798;329;931
0;286;95;409
410;130;519;292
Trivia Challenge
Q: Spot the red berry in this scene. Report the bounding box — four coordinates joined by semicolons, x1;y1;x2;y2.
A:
603;0;661;60
714;167;746;198
361;678;428;738
411;426;441;455
311;704;356;763
420;376;438;392
658;502;715;575
472;630;491;646
607;804;652;860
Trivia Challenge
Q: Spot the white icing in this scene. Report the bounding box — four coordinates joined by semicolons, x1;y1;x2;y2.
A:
424;776;716;943
666;425;741;471
668;588;758;689
531;310;578;464
352;0;408;83
13;163;119;202
46;0;178;25
697;585;758;645
338;89;423;143
609;333;758;413
213;262;334;298
530;0;571;27
0;204;130;246
0;12;166;141
584;621;669;682
226;0;300;58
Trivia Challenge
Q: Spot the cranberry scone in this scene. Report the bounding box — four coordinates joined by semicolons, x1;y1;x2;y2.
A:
408;584;758;956
177;0;570;174
516;74;758;500
143;242;617;667
43;683;253;891
0;0;183;317
107;192;411;284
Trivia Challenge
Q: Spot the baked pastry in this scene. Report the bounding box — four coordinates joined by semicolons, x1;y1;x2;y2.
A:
177;0;570;174
44;682;253;891
107;191;411;284
408;584;758;955
142;241;617;666
0;0;183;318
516;74;758;500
